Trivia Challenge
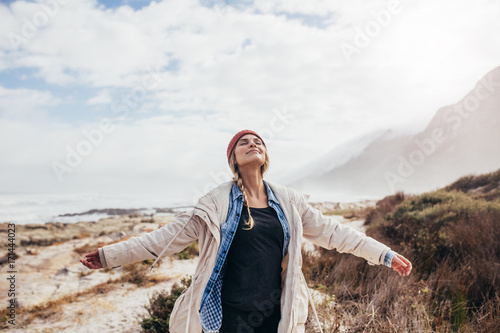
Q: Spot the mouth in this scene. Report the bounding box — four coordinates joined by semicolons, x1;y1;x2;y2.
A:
247;149;260;154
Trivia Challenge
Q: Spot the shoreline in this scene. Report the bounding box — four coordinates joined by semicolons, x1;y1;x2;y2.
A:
0;199;376;257
0;199;377;249
1;198;378;226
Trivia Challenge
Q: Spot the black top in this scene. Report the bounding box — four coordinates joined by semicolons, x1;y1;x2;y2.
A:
220;204;284;312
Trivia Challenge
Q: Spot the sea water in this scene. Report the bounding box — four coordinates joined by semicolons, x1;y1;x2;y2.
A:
0;192;192;225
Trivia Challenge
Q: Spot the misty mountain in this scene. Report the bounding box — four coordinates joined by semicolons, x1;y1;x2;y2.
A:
286;66;500;201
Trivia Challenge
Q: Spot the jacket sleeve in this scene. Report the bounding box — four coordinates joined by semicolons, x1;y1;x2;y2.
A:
298;193;391;266
98;210;202;269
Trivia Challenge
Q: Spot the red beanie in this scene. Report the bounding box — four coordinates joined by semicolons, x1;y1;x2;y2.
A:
227;129;266;162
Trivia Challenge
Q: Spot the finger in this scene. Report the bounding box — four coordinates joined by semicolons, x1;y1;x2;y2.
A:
81;259;93;269
404;264;411;276
401;257;412;275
399;255;411;266
393;256;407;269
396;255;408;268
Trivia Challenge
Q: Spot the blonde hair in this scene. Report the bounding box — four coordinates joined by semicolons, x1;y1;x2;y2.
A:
228;146;270;230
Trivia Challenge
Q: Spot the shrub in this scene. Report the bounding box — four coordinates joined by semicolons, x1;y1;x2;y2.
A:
364;191;406;226
175;241;199;260
444;168;500;202
444;168;500;194
120;259;160;287
302;187;500;332
139;276;192;333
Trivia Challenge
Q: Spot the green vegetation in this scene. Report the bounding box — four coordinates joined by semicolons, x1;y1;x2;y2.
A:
302;168;500;332
444;168;500;202
175;241;199;260
140;276;192;333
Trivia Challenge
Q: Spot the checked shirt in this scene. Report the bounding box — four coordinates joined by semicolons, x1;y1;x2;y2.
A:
198;180;290;332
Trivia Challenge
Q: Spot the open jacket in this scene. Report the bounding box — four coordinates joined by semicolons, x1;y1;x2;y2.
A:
98;180;392;333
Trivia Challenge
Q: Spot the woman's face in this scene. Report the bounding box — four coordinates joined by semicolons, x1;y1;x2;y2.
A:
233;134;266;169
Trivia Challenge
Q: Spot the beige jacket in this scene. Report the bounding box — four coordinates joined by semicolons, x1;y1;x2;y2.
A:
98;180;391;333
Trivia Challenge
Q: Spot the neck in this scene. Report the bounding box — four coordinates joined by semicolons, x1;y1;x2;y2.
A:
240;171;265;199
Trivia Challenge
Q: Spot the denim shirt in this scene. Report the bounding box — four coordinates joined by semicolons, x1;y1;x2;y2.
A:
198;180;395;332
198;180;290;332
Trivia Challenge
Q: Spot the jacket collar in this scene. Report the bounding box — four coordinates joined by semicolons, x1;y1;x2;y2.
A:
193;179;309;232
230;179;280;205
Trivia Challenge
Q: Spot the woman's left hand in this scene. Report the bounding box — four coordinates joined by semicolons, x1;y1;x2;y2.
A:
391;253;412;276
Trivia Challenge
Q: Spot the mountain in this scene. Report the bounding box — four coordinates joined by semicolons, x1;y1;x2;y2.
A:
287;66;500;201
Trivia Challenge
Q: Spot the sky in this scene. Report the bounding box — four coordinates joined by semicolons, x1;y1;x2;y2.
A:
0;0;499;204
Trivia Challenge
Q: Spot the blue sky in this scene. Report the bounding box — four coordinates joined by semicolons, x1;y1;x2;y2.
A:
0;0;499;203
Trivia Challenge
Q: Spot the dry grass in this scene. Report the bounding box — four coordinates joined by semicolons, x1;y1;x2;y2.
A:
0;259;165;329
73;235;134;257
444;168;500;202
324;207;371;220
303;185;500;332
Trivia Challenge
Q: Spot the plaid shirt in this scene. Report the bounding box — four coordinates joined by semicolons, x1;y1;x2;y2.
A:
199;180;290;332
198;180;395;332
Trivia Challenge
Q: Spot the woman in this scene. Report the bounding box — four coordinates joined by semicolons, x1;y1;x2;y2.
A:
80;129;412;333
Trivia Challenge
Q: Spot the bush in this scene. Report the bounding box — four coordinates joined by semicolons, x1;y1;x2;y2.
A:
302;188;500;332
444;168;500;202
139;276;192;333
364;191;406;226
120;259;161;287
444;169;500;194
175;241;199;260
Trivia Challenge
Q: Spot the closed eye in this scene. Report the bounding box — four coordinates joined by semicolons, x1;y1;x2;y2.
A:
240;140;262;145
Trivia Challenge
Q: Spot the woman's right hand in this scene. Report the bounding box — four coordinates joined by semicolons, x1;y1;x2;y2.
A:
391;253;412;276
80;250;103;269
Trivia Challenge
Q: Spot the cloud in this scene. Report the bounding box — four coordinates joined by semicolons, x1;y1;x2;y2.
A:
0;85;61;120
0;0;499;195
86;89;112;105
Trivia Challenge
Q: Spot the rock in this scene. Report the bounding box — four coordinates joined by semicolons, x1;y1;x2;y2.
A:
133;223;159;234
0;256;9;265
24;224;50;230
151;214;174;224
26;248;39;255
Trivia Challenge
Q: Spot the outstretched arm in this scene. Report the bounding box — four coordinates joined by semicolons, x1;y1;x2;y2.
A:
80;210;202;270
299;194;412;275
299;194;390;266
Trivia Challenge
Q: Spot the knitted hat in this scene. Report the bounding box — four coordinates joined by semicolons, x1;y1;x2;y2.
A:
227;129;266;162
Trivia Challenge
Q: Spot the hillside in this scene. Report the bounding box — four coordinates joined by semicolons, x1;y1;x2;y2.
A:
302;167;500;332
289;66;500;200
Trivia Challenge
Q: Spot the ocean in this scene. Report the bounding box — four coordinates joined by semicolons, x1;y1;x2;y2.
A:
0;189;380;225
0;192;193;225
